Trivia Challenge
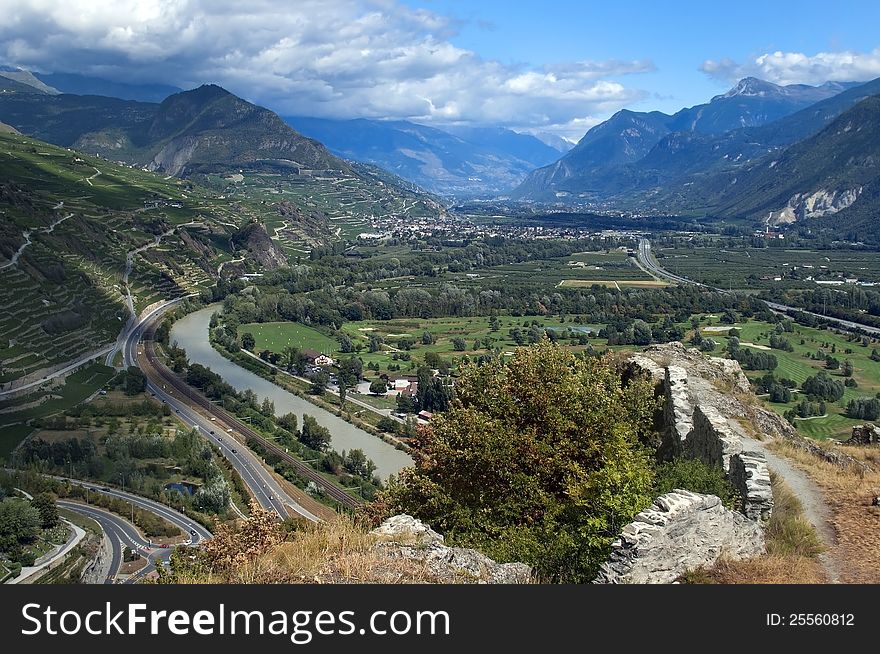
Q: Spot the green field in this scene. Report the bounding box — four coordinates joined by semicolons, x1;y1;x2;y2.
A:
657;243;880;291
239;315;599;379
697;316;880;440
239;322;339;354
0;363;116;459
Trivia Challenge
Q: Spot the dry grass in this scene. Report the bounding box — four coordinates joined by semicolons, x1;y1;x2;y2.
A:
161;514;452;584
682;475;826;584
768;440;880;583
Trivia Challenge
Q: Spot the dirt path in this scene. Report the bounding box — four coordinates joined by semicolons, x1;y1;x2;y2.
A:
742;435;842;583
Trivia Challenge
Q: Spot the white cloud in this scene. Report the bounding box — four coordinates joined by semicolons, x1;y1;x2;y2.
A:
702;48;880;86
0;0;651;137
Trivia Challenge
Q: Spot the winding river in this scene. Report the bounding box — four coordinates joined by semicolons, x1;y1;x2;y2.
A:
170;306;413;480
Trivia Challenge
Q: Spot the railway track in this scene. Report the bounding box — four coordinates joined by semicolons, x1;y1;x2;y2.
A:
141;327;364;510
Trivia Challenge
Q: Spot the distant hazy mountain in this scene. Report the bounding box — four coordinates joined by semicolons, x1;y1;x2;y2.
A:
0;66;59;94
34;72;182;103
0;84;351;176
514;77;859;201
528;132;576;153
286;116;562;196
660;94;880;238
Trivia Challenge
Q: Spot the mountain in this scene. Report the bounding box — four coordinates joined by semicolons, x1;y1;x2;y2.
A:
0;84;351;176
142;85;348;175
0;66;59;94
528;132;576;153
514;77;858;201
667;95;880;237
0;120;18;134
286;116;562;197
34;72;181;103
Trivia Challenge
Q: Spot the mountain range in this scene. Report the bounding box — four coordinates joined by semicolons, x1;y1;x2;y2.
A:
0;83;350;176
286;116;567;197
513;77;864;202
661;94;880;236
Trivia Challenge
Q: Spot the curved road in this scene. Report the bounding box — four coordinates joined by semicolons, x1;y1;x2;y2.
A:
122;302;323;522
638;238;880;336
55;476;212;583
58;501;170;584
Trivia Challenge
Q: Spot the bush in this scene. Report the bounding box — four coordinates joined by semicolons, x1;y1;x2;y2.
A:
382;340;657;583
653;458;736;508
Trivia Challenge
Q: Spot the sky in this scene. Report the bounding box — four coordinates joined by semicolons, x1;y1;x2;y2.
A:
1;0;879;142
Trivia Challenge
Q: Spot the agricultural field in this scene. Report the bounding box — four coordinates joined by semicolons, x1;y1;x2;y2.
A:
429;248;662;291
656;243;880;291
694;315;880;440
239;322;339;355
0;363;115;459
239;315;601;378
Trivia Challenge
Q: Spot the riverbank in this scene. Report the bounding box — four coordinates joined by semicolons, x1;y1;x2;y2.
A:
170;307;413;480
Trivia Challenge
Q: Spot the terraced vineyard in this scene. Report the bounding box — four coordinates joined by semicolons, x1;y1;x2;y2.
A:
202;166;443;254
0;132;237;386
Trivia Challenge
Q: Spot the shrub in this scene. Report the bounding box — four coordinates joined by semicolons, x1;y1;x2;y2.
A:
653;458;736;508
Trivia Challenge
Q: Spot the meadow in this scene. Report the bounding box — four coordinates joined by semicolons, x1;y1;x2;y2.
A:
696;315;880;440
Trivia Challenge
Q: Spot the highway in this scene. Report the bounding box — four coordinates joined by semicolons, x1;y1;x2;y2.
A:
637;238;880;336
122;301;328;521
53;475;212;543
58;501;168;584
55;477;211;583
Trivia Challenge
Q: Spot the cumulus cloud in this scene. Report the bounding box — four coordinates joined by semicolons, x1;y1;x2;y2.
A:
0;0;651;139
701;48;880;86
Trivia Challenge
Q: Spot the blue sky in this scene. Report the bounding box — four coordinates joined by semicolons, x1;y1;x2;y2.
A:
408;0;880;114
2;0;879;141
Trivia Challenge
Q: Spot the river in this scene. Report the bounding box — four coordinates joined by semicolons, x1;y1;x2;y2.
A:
170;306;413;480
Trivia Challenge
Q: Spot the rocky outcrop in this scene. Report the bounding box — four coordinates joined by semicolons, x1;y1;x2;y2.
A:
847;423;880;445
687;404;743;473
769;187;863;225
594;490;765;584
730;452;774;522
664;365;692;454
371;515;532;584
231;221;287;270
626;343;774;523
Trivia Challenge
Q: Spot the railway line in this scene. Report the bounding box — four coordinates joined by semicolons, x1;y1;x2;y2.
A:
140;325;364;510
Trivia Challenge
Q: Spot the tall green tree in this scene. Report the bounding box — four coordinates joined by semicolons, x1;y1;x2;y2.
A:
383;340;657;583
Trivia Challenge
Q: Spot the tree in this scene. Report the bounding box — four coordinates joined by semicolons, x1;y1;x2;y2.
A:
0;499;41;550
277;413;298;434
802;371;845;402
310;371;329;395
452;337;467;352
422;331;434;345
337;358;363;388
843;359;854;378
382;340;657;583
124;366;147;395
377;416;398;433
343;449;376;479
240;332;256;351
300;415;331;451
30;493;59;529
339;333;355;353
369;378;388;395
